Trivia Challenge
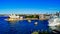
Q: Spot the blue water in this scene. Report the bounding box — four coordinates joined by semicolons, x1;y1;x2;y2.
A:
0;16;49;34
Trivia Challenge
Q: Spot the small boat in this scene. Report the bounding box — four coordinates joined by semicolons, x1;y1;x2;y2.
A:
34;22;38;26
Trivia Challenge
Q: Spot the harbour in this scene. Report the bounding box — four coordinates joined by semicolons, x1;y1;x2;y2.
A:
0;16;49;34
0;12;60;34
0;0;60;34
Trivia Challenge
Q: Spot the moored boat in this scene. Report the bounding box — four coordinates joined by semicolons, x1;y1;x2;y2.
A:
48;16;60;31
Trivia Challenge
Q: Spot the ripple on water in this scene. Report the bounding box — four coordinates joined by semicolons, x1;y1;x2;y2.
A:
0;17;49;34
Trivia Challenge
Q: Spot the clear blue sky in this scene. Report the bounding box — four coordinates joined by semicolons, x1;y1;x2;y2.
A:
0;0;60;14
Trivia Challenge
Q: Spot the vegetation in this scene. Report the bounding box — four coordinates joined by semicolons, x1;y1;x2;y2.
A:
31;31;49;34
25;15;39;18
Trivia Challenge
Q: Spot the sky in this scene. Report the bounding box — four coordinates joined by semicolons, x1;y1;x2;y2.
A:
0;0;60;14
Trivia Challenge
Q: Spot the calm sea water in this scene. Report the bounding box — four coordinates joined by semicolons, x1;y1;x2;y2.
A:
0;16;50;34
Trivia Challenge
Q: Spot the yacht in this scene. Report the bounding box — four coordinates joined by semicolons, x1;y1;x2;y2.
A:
48;15;60;31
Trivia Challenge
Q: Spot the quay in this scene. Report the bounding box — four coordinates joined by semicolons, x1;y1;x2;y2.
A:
4;14;50;22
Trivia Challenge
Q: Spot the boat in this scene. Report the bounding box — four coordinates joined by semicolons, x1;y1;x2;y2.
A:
48;15;60;31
